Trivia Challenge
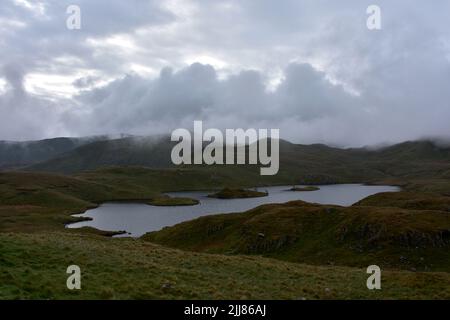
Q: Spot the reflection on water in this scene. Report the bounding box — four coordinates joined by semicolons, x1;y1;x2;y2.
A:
67;184;399;237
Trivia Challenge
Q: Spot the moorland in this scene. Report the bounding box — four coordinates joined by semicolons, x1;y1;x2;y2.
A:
1;136;450;299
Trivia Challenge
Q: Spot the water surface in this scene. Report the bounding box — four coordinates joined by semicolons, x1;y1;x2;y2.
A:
67;184;399;237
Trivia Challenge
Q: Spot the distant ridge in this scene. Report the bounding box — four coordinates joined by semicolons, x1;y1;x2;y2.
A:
0;135;148;170
0;137;93;169
26;136;174;174
0;136;449;183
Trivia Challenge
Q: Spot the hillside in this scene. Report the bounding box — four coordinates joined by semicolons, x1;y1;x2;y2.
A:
143;197;450;272
26;136;174;174
0;137;96;169
1;232;449;299
12;138;450;191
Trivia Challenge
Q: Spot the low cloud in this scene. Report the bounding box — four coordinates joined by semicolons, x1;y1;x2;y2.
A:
62;58;450;147
1;0;450;146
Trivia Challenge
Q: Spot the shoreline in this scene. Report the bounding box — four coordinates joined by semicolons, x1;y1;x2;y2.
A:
64;182;401;237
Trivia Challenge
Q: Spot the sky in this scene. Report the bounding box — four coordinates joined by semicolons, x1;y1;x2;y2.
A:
1;0;450;147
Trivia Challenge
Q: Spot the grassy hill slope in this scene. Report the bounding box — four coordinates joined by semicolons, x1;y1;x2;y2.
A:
1;232;449;300
144;199;450;272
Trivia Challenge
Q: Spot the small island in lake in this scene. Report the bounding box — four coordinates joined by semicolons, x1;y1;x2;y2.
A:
289;186;320;192
148;196;199;206
208;188;268;199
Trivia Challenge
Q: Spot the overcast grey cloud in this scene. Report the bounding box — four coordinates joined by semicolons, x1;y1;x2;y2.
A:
1;0;450;146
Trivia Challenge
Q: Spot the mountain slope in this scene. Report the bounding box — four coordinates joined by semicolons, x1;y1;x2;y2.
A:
26;136;174;174
2;137;449;191
2;232;449;299
0;136;107;169
143;198;450;272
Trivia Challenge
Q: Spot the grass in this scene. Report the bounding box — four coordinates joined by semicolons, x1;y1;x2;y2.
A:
1;232;450;300
144;199;450;272
354;191;450;211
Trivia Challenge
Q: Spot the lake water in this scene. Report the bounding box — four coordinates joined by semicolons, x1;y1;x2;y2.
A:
66;184;399;237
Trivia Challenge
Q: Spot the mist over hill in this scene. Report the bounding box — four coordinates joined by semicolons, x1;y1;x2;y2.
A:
0;135;448;189
0;137;87;169
24;135;174;174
